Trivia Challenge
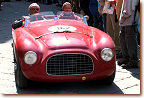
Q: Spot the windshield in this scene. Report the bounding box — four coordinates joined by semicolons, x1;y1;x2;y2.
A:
57;11;83;20
24;11;88;26
24;11;87;24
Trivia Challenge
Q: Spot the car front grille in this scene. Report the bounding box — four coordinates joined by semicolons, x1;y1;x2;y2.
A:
46;53;94;75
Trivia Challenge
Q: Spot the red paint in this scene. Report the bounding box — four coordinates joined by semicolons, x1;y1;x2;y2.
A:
12;18;116;82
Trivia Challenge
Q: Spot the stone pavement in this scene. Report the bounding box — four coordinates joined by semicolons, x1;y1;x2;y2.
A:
0;0;141;94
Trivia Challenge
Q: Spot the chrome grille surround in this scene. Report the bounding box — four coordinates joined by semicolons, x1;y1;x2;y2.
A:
46;53;94;75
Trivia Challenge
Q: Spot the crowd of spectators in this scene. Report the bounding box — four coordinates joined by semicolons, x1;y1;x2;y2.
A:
70;0;140;69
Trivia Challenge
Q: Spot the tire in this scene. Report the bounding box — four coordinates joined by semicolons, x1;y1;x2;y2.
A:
14;44;29;89
12;42;16;63
15;59;29;89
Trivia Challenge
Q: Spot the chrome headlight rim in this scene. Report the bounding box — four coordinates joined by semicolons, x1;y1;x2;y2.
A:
24;51;37;65
101;48;114;62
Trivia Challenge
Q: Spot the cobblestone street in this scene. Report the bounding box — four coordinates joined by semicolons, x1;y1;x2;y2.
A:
0;0;141;95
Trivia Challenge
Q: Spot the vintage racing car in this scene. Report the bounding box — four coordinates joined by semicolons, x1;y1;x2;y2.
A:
12;11;116;88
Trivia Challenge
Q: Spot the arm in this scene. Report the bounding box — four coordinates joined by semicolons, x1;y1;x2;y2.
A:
74;14;81;20
119;0;133;24
121;0;132;18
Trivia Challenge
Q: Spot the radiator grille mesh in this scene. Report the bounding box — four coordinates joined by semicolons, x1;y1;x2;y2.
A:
46;53;93;75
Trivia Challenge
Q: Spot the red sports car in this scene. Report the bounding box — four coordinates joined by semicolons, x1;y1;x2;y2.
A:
12;11;116;88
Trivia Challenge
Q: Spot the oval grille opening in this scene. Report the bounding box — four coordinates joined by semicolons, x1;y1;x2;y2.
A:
46;53;93;75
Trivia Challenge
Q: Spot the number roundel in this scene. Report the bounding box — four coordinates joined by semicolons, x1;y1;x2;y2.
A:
48;25;77;32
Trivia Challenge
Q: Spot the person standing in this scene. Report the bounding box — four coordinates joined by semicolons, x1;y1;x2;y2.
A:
103;0;121;56
79;0;93;26
115;0;123;21
89;0;103;31
118;0;140;68
97;0;107;32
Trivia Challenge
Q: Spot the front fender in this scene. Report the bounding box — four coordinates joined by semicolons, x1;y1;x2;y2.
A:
12;28;47;71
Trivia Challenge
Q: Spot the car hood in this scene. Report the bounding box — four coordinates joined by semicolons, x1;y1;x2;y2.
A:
28;20;94;49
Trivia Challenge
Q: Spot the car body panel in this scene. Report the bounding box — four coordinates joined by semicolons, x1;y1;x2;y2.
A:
12;12;116;83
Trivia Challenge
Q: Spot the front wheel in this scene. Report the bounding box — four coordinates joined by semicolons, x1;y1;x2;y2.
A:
12;42;16;63
14;44;29;89
14;61;29;89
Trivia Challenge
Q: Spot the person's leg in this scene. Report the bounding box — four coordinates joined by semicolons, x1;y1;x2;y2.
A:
122;25;138;67
110;13;121;51
137;30;140;45
102;13;107;32
94;13;104;31
106;14;114;39
98;15;104;31
119;26;129;58
118;26;129;65
93;13;99;28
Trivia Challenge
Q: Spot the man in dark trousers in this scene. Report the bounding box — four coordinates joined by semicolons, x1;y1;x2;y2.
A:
89;0;103;30
79;0;93;26
118;0;140;68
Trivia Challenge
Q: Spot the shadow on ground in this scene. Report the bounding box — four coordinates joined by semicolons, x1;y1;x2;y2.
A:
125;45;140;80
126;67;140;80
16;81;123;94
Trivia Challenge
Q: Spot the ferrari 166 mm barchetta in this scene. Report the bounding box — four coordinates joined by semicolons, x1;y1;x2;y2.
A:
12;11;116;88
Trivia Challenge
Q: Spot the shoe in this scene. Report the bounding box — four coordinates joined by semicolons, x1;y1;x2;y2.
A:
121;62;138;69
117;58;129;65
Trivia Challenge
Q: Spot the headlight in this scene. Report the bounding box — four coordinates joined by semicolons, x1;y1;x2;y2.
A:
101;48;113;61
24;51;37;65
